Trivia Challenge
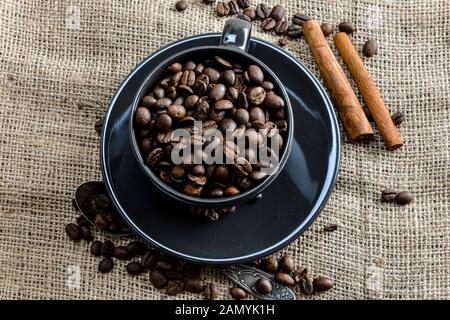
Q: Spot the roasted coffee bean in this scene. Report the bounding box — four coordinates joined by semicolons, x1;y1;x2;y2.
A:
260;256;278;273
155;97;172;110
237;13;252;23
292;13;310;25
226;87;239;102
94;118;103;135
150;269;167;288
275;272;295;286
65;223;80;241
230;287;247;300
203;283;219;300
214;165;230;183
214;99;234;111
209;187;224;198
228;0;239;14
279;255;295;273
299;276;314;295
100;240;114;257
98;258;114;274
220;118;237;132
126;241;147;256
180;70;196;86
217;2;230;17
114;246;130;260
278;37;288;46
168;104;186;120
247;86;266;105
156;114;172;132
142;95;157;109
391;111;405;126
225;186;240;196
287;24;302;38
220;70;236;87
261;81;274;91
166;280;185;295
125;262;144;275
184;95;199;110
324;224;338;232
256;3;271;19
175;0;188;12
396;191;414;206
153;86;165;99
177;85;194;96
183;183;203;196
264;91;285;109
243;7;256;20
79;225;93;242
270;5;285;21
261;17;276;31
90;240;102;256
235;108;249;125
183;61;197;71
191;164;206;176
255;278;272;295
382;189;397;202
184;278;204;293
219;206;236;214
313;276;334;292
363;39;378;57
274;20;288;34
237;0;250;8
293;267;308;283
142;250;159;269
204;67;221;83
339;21;356;34
249;106;265;123
210;84;227;101
146;148;164;167
321;23;333;37
168;63;182;73
215;56;233;70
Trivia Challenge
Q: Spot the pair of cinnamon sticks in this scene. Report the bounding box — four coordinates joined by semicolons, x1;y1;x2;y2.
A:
302;20;403;150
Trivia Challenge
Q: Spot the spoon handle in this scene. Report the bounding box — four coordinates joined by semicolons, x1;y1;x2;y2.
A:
222;265;296;300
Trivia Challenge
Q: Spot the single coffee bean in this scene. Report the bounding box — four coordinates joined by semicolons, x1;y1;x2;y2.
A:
79;225;93;242
168;62;182;73
270;5;285;21
214;165;230;183
203;282;219;300
177;85;194;96
175;0;188;12
391;111;405;126
94;118;103;135
215;56;233;69
249;106;265;123
382;189;397;202
90;240;102;256
243;7;256;20
114;246;131;260
150;269;167;288
264;91;285;109
220;70;236;87
324;223;338;232
256;3;271;19
166;280;185;295
237;0;250;8
255;278;273;295
191;164;206;176
181;70;196;86
217;2;230;17
363;39;378;57
237;13;251;22
299;276;314;295
274;20;288;35
278;38;288;46
339;21;356;34
287;24;302;38
156;114;172;132
261;17;276;31
313;276;334;292
260;256;278;273
321;23;333;37
228;0;239;14
183;61;196;71
125;262;144;275
204;67;221;83
183;183;203;196
230;287;247;300
210;84;227;101
247;86;266;105
184;95;199;110
275;272;295;286
215;99;234;111
184;278;204;294
292;13;311;25
65;223;80;241
100;240;114;257
126;241;147;256
396;191;414;206
154;97;172;110
261;81;274;91
293;267;308;283
146;148;164;167
279;255;295;273
142;250;159;269
219;118;237;132
209;187;224;198
225;186;240;196
235;108;250;125
167;104;186;120
142;95;157;109
153;86;165;99
135;107;151;127
98;258;114;274
195;63;205;76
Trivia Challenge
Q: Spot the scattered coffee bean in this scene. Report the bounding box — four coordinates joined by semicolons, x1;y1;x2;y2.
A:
270;5;285;21
293;267;308;283
255;278;272;295
65;223;80;241
321;23;333;37
94;118;103;135
217;1;230;17
313;276;334;292
292;13;310;25
391;111;405;126
274;20;288;35
382;189;397;202
150;269;168;288
125;262;144;275
237;0;250;8
142;250;159;269
90;240;102;256
243;7;256;20
237;13;251;22
274;272;295;286
175;0;188;12
100;240;115;257
79;225;93;242
126;241;147;256
323;224;338;232
203;282;219;300
256;4;271;19
230;287;247;300
166;280;185;295
114;246;131;260
228;0;239;14
261;17;276;31
287;24;302;38
279;255;295;273
339;21;356;34
278;38;289;46
260;256;278;273
184;278;204;293
98;258;114;274
363;39;378;57
299;276;314;295
395;191;414;206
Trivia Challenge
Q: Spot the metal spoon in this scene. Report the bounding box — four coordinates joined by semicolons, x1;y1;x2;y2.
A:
75;180;295;300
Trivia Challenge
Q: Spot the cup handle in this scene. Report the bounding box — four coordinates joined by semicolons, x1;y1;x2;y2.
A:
220;19;252;52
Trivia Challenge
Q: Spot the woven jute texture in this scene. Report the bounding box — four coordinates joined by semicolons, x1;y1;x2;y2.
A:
0;0;449;300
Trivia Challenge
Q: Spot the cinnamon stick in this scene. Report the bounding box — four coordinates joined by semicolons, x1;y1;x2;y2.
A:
334;32;404;150
303;20;374;141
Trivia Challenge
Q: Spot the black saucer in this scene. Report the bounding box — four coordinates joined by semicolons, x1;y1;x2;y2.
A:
100;33;340;265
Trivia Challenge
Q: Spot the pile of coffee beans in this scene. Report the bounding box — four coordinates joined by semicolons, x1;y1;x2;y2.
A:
134;56;288;199
382;189;414;206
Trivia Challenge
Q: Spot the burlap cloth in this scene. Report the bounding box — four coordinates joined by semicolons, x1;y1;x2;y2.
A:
0;0;448;300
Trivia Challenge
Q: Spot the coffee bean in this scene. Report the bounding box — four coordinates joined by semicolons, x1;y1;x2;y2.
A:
264;91;285;109
382;189;397;202
324;224;338;232
321;23;333;37
230;287;247;300
278;38;288;46
261;81;274;91
166;280;185;295
183;183;203;196
94;118;103;135
98;258;114;274
287;24;302;38
90;240;102;256
125;262;144;275
114;246;130;260
256;3;271;19
126;241;147;256
65;223;80;241
220;70;236;87
293;267;308;283
391;111;405;126
217;2;230;17
184;278;204;293
142;96;157;109
363;39;378;57
237;0;250;8
313;276;334;292
236;13;251;22
155;97;172;110
175;0;188;12
275;272;295;286
339;21;356;34
215;56;233;70
177;85;194;96
203;283;219;300
157;114;172;132
279;255;295;273
142;250;159;269
249;106;265;123
261;17;276;31
183;61;197;71
95;194;110;209
210;84;227;101
100;240;114;257
146;148;164;167
255;278;272;295
150;269;167;288
153;86;165;99
270;5;285;21
225;186;240;196
243;7;256;20
79;225;93;242
274;20;288;35
228;0;239;14
135;107;151;127
260;256;278;273
220;118;237;132
181;70;196;86
195;63;205;75
396;191;414;206
168;63;182;73
214;99;234;111
299;276;314;295
292;13;311;25
247;86;266;105
184;95;199;110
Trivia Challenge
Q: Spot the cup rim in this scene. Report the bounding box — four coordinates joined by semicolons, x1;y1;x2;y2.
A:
129;45;294;207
